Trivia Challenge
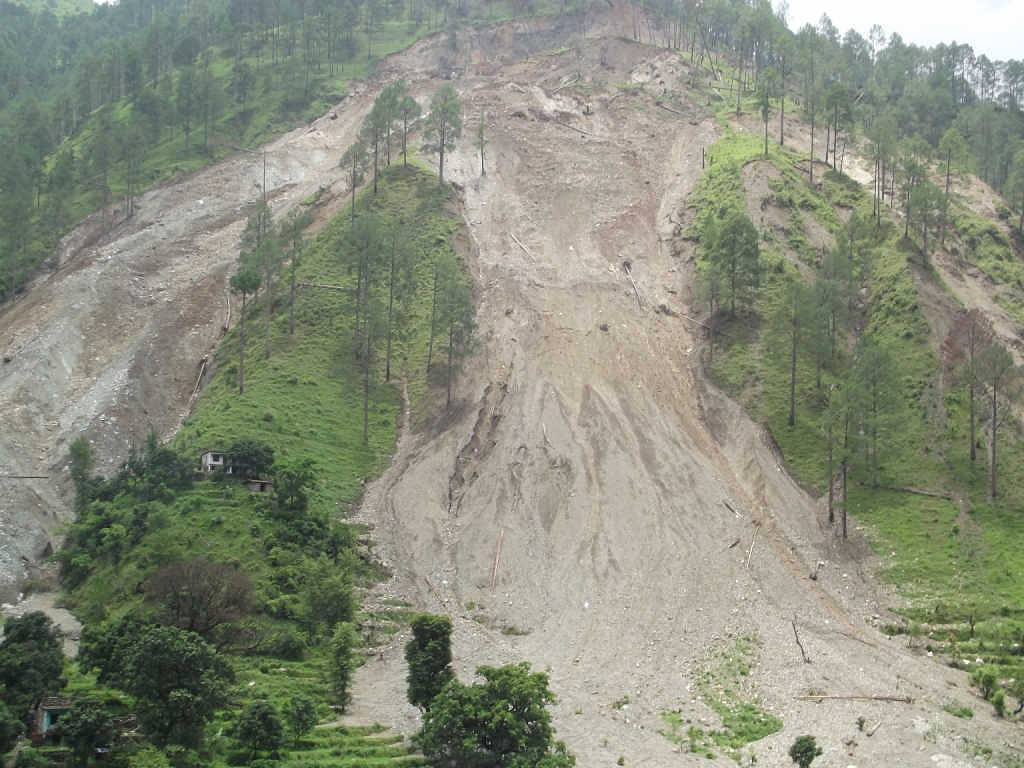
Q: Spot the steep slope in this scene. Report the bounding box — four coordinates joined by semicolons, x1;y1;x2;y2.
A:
348;19;1022;768
2;7;1021;767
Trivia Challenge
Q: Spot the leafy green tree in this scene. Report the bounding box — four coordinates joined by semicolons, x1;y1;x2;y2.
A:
910;181;945;264
55;700;115;767
851;336;895;489
695;260;725;362
231;60;256;113
405;614;453;709
943;310;994;462
235;699;284;759
938;126;969;243
68;435;94;514
473;110;488;175
340;140;369;222
772;280;810;428
438;258;474;406
977;343;1020;500
230;266;261;395
416;663;575;768
360;98;390;195
757;67;778;157
0;612;64;720
302;558;356;637
283;695;318;743
120;625;233;747
398;93;422;167
384;219;415;382
176;65;197;148
0;701;24;754
280;209;311;336
328;622;360;710
423;84;463;188
272;459;317;519
707;210;760;315
1008;146;1024;234
226;439;275;479
789;735;822;768
254;232;283;359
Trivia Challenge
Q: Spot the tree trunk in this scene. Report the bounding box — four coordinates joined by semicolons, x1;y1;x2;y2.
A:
841;457;848;539
942;147;951;245
289;260;296;336
438;122;446;187
372;136;379;194
707;296;714;363
238;294;247;394
779;88;784;146
969;378;976;461
427;263;438;371
989;385;998;500
788;324;797;427
363;326;371;444
446;324;454;407
827;426;834;523
385;237;395;382
764;117;768;157
809;110;814;185
264;270;272;359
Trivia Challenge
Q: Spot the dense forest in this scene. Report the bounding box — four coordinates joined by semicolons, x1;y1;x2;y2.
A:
1;0;1023;301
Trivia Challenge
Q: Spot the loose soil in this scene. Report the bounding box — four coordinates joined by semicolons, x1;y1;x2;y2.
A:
1;6;1020;766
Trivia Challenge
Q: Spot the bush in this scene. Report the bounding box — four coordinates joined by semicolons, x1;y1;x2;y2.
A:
971;666;999;699
266;628;307;660
235;700;284;756
789;735;822;768
993;690;1006;717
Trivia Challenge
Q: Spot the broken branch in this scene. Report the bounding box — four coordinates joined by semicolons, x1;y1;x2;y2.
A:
510;233;534;259
745;523;760;568
490;528;504;590
795;695;914;704
622;262;642;310
792;618;811;664
552;119;591;136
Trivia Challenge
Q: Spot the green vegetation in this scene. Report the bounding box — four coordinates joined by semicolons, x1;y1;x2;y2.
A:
660;634;781;761
788;735;822;768
416;663;575;768
35;166;472;766
943;701;974;719
405;614;454;710
693;125;1024;717
0;0;568;301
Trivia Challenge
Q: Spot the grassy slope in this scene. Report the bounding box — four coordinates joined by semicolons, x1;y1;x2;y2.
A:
692;116;1024;714
56;167;462;767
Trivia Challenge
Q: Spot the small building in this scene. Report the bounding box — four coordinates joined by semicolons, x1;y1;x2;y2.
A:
30;697;73;746
244;478;273;494
200;451;233;474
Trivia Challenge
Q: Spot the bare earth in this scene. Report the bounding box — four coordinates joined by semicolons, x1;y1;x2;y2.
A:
1;7;1020;766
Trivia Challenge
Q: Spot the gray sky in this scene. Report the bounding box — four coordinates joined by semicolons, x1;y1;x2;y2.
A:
782;0;1022;61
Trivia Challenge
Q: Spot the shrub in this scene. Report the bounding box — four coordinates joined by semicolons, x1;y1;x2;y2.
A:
993;690;1006;717
971;666;998;699
789;735;822;768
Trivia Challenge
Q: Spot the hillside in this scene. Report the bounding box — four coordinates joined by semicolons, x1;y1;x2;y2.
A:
2;3;1024;768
